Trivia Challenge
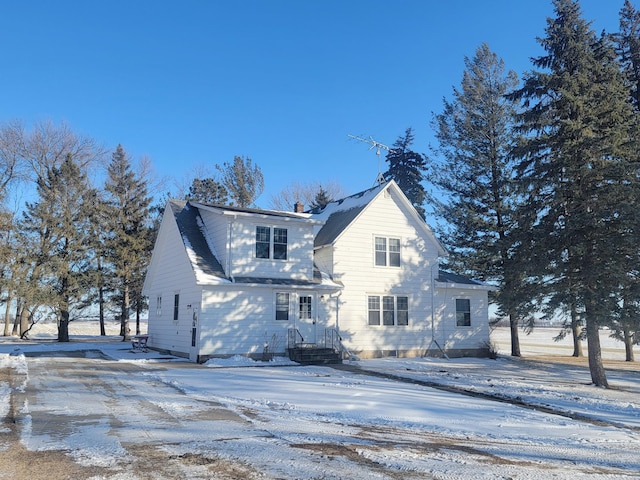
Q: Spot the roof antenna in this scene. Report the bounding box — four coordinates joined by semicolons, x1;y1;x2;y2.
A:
348;134;390;185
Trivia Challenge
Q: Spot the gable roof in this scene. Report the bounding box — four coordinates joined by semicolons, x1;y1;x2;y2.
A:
310;180;447;256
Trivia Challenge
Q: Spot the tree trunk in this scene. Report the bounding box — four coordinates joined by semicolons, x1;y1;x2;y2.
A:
623;325;634;362
570;302;583;357
3;295;12;336
12;302;21;336
99;285;106;336
58;310;70;342
135;297;141;335
19;306;30;338
509;311;521;357
120;284;130;340
585;301;608;387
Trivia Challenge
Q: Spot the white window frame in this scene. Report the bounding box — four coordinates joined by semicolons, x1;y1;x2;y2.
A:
275;292;290;321
367;294;409;326
173;293;180;323
256;225;288;260
156;295;162;317
374;236;401;267
456;298;471;327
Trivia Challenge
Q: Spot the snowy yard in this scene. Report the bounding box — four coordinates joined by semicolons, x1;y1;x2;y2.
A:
0;322;639;479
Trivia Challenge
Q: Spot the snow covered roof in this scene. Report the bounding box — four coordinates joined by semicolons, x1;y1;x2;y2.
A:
310;181;446;256
170;200;227;282
310;182;386;247
170;200;339;288
437;270;496;290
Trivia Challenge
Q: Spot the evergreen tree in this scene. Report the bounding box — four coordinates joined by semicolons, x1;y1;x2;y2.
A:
186;177;229;205
269;180;344;211
383;128;427;219
19;154;98;341
429;43;529;356
309;186;333;210
612;0;640;361
616;0;640;109
512;0;640;386
216;156;264;208
103;145;152;340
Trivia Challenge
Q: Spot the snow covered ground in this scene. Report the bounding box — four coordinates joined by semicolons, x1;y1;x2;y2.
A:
1;321;639;479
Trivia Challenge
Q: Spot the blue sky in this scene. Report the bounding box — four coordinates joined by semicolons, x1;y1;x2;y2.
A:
0;1;623;209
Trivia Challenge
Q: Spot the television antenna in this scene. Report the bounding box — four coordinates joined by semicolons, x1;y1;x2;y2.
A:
348;134;391;185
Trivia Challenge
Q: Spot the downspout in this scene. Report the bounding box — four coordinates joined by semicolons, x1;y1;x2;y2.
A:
227;216;235;282
429;260;448;359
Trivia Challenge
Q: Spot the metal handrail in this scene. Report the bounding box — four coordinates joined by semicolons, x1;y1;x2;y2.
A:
287;328;304;349
325;328;351;359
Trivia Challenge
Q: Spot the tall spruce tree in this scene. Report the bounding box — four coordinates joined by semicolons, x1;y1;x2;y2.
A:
19;154;98;341
429;43;529;356
612;0;640;361
512;0;640;386
103;145;152;340
617;0;640;109
383;128;427;219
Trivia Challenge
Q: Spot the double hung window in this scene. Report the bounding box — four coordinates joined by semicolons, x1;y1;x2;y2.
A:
256;226;288;260
374;236;401;267
456;299;471;327
368;295;409;326
276;292;290;320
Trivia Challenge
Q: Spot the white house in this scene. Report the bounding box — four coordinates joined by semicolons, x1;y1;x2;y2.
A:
142;180;493;363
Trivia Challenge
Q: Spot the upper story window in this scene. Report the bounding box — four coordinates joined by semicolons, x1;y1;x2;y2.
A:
374;236;401;267
256;226;288;260
273;228;288;260
156;296;162;317
456;299;471;327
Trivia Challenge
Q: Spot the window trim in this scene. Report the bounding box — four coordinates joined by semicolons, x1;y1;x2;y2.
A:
173;294;180;322
256;226;271;259
275;292;290;321
456;298;471;327
367;294;409;326
374;235;401;267
255;225;288;260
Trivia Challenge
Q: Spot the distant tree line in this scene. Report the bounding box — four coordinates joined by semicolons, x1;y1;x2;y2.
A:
0;122;268;343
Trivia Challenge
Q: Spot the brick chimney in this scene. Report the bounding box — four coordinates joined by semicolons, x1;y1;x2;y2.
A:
294;201;304;213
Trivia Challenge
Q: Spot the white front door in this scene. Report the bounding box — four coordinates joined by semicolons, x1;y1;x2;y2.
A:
296;294;316;344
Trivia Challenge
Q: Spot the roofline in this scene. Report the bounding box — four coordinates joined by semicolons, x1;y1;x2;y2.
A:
315;181;447;256
435;279;498;291
191;201;325;225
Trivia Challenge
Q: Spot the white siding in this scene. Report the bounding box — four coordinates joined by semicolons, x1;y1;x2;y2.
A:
434;286;490;352
198;209;231;276
144;211;202;357
333;189;440;356
229;218;315;280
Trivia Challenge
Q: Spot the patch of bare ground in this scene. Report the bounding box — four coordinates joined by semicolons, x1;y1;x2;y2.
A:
124;444;264;480
0;408;112;480
291;442;431;480
520;353;640;372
